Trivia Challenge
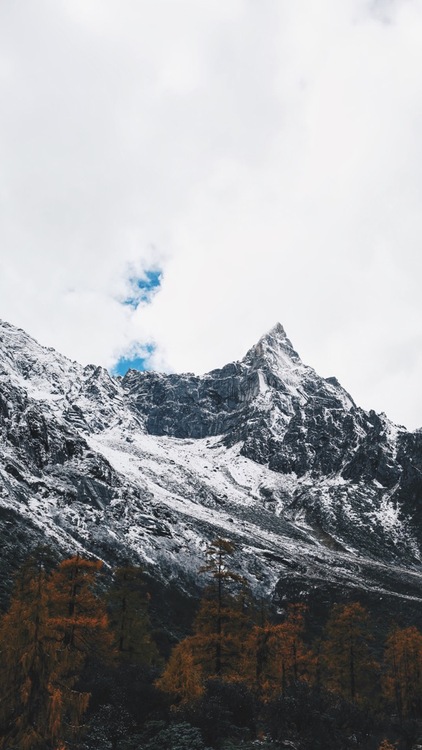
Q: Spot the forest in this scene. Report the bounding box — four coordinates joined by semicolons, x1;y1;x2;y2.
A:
1;539;422;750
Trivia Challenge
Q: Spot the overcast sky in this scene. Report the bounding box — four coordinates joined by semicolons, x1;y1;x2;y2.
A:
1;0;422;429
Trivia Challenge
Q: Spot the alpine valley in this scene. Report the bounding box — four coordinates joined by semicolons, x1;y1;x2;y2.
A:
1;319;422;622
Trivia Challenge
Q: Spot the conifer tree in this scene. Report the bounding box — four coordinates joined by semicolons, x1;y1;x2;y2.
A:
107;565;159;667
0;548;53;749
241;603;313;698
320;602;377;703
155;637;204;704
45;555;113;745
383;625;422;719
0;551;114;749
195;537;250;678
47;555;111;656
157;538;252;704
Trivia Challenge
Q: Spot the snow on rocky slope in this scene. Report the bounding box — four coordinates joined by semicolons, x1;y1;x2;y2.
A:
1;319;422;607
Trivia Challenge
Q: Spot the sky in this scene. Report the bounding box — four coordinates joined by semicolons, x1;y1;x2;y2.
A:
1;0;422;429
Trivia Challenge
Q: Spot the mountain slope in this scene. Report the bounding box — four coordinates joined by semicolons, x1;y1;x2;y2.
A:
1;319;422;611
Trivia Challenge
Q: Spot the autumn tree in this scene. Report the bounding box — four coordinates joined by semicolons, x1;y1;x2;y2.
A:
47;555;111;656
49;554;114;747
194;537;251;679
157;539;252;704
377;741;397;750
46;554;114;746
320;602;378;704
0;548;54;749
155;637;204;704
383;625;422;719
0;551;114;749
241;604;314;699
107;565;159;667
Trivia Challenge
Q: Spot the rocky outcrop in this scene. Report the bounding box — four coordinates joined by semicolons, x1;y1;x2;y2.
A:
123;323;402;489
1;318;422;609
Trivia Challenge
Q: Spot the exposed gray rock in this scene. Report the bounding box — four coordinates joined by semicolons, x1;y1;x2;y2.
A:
1;318;422;611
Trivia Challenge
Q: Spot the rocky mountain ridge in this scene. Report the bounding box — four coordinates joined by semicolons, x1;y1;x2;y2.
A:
1;319;422;612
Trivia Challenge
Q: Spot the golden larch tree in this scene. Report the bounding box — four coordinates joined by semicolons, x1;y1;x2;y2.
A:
0;549;53;750
241;603;314;699
383;625;422;719
107;565;159;667
320;602;378;703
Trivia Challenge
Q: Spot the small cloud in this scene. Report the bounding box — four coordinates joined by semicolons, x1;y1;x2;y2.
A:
123;269;162;310
111;343;156;376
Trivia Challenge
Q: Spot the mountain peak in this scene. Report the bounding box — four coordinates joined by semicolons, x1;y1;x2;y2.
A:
260;322;295;347
265;321;287;338
243;322;302;374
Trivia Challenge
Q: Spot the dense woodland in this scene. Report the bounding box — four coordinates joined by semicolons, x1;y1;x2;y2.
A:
1;540;422;750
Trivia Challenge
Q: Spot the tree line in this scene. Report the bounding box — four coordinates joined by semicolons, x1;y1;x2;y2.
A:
1;540;422;749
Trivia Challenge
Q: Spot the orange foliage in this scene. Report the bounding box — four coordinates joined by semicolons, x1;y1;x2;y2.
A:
241;604;315;699
0;551;113;749
320;602;378;703
383;625;422;718
156;636;204;704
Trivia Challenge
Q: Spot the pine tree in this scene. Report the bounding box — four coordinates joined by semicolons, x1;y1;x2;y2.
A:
157;538;252;704
47;555;110;655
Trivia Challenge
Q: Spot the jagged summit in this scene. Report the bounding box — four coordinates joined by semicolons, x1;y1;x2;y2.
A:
243;322;302;376
258;321;295;349
2;316;422;613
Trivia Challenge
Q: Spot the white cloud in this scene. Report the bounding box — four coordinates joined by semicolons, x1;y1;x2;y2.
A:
1;1;422;428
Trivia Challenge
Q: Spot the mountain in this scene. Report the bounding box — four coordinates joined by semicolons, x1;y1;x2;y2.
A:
1;319;422;617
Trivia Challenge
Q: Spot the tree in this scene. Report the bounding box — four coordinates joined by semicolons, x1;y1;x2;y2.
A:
46;555;113;745
241;604;314;699
0;548;54;749
0;552;114;749
107;565;159;667
157;539;252;704
47;555;110;655
155;638;204;704
195;538;250;679
320;602;378;704
383;625;422;719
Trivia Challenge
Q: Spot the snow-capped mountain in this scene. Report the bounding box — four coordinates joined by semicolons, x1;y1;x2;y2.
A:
1;319;422;610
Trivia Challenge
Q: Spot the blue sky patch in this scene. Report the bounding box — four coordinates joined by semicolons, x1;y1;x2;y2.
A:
113;343;155;376
124;269;162;309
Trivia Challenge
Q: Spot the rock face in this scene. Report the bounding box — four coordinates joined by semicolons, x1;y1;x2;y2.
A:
1;319;422;609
